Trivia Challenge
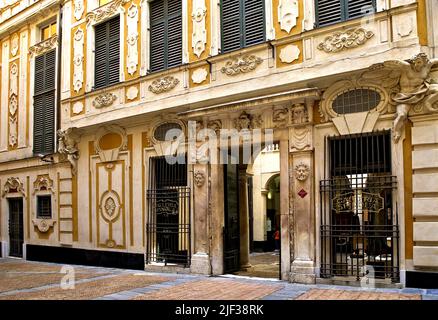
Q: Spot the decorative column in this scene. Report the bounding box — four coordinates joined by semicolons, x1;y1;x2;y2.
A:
289;102;316;284
239;165;251;270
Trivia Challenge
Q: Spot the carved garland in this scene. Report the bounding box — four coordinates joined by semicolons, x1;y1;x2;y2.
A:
192;0;207;58
148;76;180;94
317;27;374;53
221;55;263;76
93;93;118;108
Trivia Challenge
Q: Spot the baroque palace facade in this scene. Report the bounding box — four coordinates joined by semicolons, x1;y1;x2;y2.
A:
1;0;438;288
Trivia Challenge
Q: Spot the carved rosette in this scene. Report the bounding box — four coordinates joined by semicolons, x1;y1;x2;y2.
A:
9;63;19;148
73;29;84;92
278;0;299;33
148;76;179;94
92;93;117;108
192;0;207;58
194;171;206;188
74;0;85;21
2;177;26;198
126;4;139;75
221;55;263;76
317;28;374;53
29;35;58;58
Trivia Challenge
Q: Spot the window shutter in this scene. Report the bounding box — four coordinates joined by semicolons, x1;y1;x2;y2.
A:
316;0;343;27
243;0;265;47
94;15;120;89
221;0;242;53
150;0;182;72
346;0;375;20
33;49;56;155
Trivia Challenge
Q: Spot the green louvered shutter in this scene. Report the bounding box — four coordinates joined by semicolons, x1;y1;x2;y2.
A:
150;0;182;73
315;0;343;27
221;0;265;53
94;15;120;89
346;0;376;20
33;49;56;155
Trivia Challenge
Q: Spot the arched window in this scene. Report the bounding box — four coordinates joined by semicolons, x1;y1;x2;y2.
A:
332;88;381;115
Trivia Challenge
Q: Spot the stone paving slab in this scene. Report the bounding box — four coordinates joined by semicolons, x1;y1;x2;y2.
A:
296;289;421;300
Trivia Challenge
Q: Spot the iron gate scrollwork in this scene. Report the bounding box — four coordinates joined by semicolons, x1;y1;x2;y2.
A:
320;131;400;282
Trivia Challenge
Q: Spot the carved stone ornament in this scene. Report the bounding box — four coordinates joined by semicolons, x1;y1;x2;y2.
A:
86;0;129;25
207;119;222;133
291;104;309;124
73;28;84;92
278;0;299;34
234;111;263;130
29;35;58;57
317;28;374;53
2;177;26;198
126;4;139;75
279;44;300;64
194;171;206;188
58;128;80;175
33;174;55;195
148;76;179;94
10;33;19;56
290;126;312;152
273;108;289;127
295;162;310;181
191;67;208;84
92;93;117;108
221;55;263;76
32;219;56;233
74;0;85;21
94;125;128;163
126;86;139;101
192;0;207;58
72;101;84;115
9;63;18;148
100;191;121;223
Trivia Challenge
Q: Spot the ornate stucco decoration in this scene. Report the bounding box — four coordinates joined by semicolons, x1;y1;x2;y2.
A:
94;125;128;162
58;128;80;175
273;107;289;127
360;53;438;142
126;86;139;101
74;0;85;21
86;0;129;25
148;76;180;94
207;120;222;134
73;28;84;92
234;111;263;130
10;33;19;56
279;44;300;64
221;55;263;76
295;162;310;181
29;35;58;57
100;190;121;223
2;177;26;198
33;174;55;195
317;27;374;53
290;126;312;152
192;67;208;84
126;4;139;75
9;63;18;148
92;93;117;108
72;101;84;115
32;219;56;233
278;0;299;34
194;171;206;188
291;104;309;124
192;0;207;58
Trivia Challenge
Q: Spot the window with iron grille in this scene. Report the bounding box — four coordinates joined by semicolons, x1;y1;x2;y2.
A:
221;0;266;53
332;88;381;115
315;0;376;27
37;195;52;219
149;0;182;73
94;16;120;89
33;49;56;155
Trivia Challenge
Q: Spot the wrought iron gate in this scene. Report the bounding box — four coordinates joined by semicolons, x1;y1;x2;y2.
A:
146;156;191;266
9;198;23;258
320;131;400;282
224;163;240;273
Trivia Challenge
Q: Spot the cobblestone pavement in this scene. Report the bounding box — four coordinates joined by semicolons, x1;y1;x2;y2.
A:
1;258;437;300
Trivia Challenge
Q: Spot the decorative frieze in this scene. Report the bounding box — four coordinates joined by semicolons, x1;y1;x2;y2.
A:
73;29;84;92
148;76;179;94
92;93;117;108
191;0;207;58
278;0;299;34
317;28;374;53
126;4;139;75
221;55;263;76
29;35;58;57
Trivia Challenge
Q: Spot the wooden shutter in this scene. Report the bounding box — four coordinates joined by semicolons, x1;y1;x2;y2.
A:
347;0;375;20
150;0;182;72
243;0;265;47
316;0;343;27
94;15;120;89
33;49;56;155
221;0;265;53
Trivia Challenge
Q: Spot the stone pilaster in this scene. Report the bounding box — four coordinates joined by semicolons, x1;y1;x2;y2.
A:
238;166;251;270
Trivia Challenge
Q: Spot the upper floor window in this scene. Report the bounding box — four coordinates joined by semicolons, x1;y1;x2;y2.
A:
315;0;376;27
221;0;266;53
332;88;381;115
33;49;56;155
41;21;57;41
37;195;52;219
94;15;120;89
149;0;182;73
